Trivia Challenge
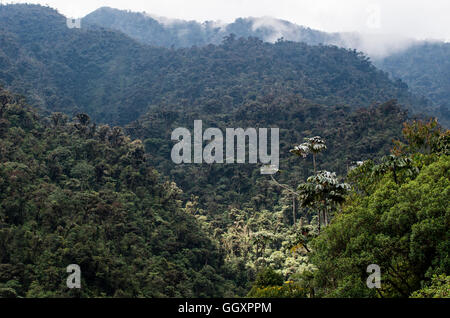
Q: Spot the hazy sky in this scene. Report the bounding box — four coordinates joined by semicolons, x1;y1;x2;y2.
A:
4;0;450;41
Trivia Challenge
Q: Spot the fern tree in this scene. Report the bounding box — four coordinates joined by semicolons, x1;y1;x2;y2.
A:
290;136;327;175
297;171;349;233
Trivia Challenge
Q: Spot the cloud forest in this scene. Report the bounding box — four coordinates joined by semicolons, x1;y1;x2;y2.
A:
0;4;448;299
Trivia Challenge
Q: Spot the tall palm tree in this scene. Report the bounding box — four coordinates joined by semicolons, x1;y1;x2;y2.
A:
372;155;418;184
290;136;327;175
288;136;327;227
298;171;350;233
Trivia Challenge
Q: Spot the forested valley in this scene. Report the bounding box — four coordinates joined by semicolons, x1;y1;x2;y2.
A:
0;4;448;298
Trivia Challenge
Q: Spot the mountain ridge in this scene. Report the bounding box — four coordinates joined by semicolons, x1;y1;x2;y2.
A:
0;3;448;298
81;6;449;126
0;4;426;126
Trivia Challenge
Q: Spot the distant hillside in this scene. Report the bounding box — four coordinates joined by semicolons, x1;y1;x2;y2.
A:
82;6;448;126
83;7;338;48
376;42;450;127
0;4;425;127
82;7;414;57
0;4;180;125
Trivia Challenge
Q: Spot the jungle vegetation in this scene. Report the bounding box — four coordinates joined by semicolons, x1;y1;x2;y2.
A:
0;4;448;298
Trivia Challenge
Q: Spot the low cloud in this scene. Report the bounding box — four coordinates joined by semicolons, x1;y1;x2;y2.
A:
335;32;417;59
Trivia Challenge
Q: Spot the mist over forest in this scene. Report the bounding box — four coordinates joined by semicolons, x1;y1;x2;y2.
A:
0;3;448;300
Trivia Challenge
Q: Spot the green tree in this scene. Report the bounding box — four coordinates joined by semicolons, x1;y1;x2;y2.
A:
290;136;327;175
298;171;349;233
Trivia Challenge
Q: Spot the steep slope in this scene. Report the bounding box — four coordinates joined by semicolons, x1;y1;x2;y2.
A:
82;6;415;57
0;4;167;125
0;4;432;219
129;96;410;218
376;42;450;127
1;4;447;297
82;7;338;48
0;4;424;126
0;86;233;297
82;6;448;125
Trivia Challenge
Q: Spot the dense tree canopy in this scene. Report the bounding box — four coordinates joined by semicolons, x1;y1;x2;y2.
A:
0;87;234;297
377;42;450;127
309;121;449;297
0;4;448;299
83;6;448;127
0;4;424;126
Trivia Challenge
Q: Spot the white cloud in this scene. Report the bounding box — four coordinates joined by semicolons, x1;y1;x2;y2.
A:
6;0;450;41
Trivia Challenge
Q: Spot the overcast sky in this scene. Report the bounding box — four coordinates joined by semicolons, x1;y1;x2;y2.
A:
5;0;450;41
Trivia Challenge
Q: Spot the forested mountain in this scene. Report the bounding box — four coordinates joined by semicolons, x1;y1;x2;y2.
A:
0;4;160;125
82;6;449;127
0;87;234;297
132;97;410;218
1;83;448;297
0;4;448;298
83;7;338;48
376;42;450;127
0;4;426;127
0;4;427;215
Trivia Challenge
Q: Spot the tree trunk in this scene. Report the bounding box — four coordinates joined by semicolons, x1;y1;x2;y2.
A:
393;167;398;184
313;154;317;175
292;195;296;226
318;209;321;234
324;205;329;226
